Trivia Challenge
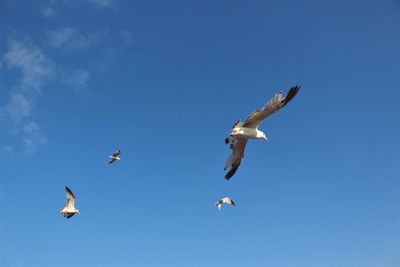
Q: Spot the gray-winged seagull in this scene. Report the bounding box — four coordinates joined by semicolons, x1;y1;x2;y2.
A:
224;85;300;180
109;149;121;164
60;186;79;219
215;197;236;210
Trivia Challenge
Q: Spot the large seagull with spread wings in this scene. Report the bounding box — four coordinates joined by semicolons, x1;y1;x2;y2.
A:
224;85;300;180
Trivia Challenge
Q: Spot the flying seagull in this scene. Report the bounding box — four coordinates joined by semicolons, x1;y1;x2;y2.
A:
60;186;79;219
215;197;235;210
224;85;300;180
109;149;121;164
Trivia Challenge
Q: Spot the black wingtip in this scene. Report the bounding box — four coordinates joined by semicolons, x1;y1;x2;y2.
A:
225;170;233;180
231;119;241;129
224;162;241;180
225;138;229;144
289;85;300;95
65;186;75;198
282;85;300;107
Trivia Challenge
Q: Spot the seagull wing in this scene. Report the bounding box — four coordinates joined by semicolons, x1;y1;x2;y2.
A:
65;186;75;209
242;85;300;129
112;150;121;157
215;200;222;206
109;158;116;164
224;137;248;180
66;213;75;219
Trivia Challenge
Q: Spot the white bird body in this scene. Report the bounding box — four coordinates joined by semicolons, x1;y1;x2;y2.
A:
224;85;300;180
60;186;79;219
215;197;236;210
231;126;268;140
109;149;121;164
60;205;78;214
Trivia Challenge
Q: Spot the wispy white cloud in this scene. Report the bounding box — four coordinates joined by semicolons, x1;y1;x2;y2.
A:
63;68;91;93
3;38;55;90
42;5;56;18
0;145;14;158
40;0;60;18
2;23;129;154
1;38;55;125
84;0;117;8
3;93;31;123
22;121;47;153
47;27;98;50
1;38;54;154
41;0;117;16
23;121;39;134
41;0;57;18
93;47;118;72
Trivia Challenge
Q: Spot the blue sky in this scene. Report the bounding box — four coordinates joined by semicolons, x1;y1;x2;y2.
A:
0;0;399;266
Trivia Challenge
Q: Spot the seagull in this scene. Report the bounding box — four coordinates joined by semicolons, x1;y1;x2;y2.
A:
215;197;236;210
60;186;79;219
224;85;300;180
109;149;121;164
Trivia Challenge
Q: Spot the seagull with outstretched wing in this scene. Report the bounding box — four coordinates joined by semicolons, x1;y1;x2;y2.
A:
215;197;236;210
60;186;79;219
224;85;300;180
109;149;121;164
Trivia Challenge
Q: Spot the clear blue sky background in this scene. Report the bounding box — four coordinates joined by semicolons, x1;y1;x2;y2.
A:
0;1;399;266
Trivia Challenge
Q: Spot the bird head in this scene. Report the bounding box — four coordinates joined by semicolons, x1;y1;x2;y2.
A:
256;129;268;141
263;133;268;141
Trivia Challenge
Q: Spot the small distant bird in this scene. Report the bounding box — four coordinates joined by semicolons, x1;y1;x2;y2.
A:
224;85;300;180
109;149;121;164
215;197;235;210
60;186;79;219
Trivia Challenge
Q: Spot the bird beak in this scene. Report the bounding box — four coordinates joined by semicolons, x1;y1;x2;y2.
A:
264;136;269;141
